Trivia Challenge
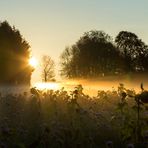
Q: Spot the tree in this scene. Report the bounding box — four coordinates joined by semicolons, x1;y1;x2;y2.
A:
0;21;33;85
60;30;124;78
115;31;148;72
41;55;55;82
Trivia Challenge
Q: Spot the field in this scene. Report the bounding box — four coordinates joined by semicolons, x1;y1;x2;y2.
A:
0;83;148;148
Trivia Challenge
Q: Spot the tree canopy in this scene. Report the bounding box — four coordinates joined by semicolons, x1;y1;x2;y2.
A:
60;30;148;79
115;31;148;72
60;30;124;78
0;21;33;85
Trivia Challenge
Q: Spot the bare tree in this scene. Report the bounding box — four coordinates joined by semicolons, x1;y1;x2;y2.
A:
41;55;55;82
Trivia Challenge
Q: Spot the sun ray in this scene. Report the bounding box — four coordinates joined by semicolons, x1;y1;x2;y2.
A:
29;57;38;68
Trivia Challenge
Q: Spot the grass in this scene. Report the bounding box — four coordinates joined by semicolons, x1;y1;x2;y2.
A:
0;84;147;148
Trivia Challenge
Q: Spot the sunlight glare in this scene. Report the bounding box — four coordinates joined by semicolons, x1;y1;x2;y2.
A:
29;57;38;68
35;82;60;90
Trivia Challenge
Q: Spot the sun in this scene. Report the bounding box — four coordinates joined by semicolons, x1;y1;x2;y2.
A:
29;57;38;68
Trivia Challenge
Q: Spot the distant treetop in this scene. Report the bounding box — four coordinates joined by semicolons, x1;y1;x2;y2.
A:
60;30;148;79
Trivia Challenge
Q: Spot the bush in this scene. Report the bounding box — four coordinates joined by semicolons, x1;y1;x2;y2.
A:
0;84;147;147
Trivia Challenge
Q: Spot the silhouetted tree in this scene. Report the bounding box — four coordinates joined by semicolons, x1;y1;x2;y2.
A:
60;30;124;78
0;21;33;85
41;55;55;82
115;31;148;72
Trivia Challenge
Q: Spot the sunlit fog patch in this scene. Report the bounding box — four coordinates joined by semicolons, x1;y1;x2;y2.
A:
35;82;60;90
33;75;148;96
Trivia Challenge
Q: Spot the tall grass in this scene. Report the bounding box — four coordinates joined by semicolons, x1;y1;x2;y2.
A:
0;84;147;148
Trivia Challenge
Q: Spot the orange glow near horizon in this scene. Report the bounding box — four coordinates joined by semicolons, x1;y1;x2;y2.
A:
29;57;38;68
35;82;60;90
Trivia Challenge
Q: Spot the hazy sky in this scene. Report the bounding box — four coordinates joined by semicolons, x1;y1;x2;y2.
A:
0;0;148;84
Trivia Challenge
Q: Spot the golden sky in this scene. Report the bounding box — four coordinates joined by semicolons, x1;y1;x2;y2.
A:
0;0;148;85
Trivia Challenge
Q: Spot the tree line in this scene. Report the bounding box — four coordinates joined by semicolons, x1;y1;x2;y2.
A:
0;20;148;85
60;30;148;78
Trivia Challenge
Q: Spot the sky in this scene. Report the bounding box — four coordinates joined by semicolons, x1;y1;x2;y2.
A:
0;0;148;85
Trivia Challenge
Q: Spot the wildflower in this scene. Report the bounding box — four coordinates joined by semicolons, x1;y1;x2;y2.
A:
0;142;7;148
1;127;10;136
127;143;134;148
121;92;127;101
30;87;40;97
144;130;148;140
138;91;148;103
106;141;113;148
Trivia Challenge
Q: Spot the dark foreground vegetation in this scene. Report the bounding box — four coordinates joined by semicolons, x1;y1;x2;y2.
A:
0;84;148;148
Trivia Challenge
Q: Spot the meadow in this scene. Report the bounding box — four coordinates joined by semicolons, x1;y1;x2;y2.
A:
0;83;147;148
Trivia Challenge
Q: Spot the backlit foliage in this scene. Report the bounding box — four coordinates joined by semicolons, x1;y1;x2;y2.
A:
0;84;147;147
